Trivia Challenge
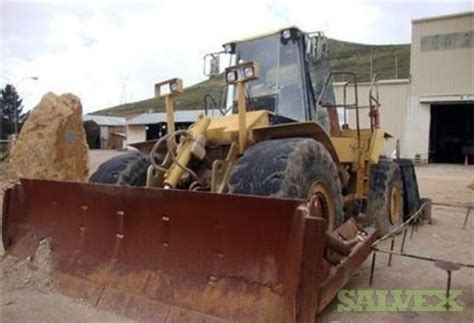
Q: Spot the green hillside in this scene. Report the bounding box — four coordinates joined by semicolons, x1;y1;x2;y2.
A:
94;39;409;116
328;39;410;81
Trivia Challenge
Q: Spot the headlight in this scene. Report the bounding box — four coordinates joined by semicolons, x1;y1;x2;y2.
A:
154;78;183;97
226;71;237;83
224;43;233;53
169;82;178;92
243;66;254;79
282;29;292;40
225;62;259;84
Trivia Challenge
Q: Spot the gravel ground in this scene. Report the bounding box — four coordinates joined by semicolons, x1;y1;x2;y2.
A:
0;152;472;323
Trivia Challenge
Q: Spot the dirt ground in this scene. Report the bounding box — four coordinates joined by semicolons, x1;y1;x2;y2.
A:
318;164;474;323
0;152;473;323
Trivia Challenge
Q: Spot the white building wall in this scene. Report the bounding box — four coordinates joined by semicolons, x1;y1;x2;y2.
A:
411;12;474;97
127;125;146;144
334;79;410;156
402;98;431;160
99;126;109;149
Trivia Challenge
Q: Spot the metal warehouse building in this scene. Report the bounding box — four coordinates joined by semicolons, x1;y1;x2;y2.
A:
406;11;473;164
336;11;473;164
127;110;206;144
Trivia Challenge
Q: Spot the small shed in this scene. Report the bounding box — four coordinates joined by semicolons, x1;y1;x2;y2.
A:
126;110;207;144
83;115;126;149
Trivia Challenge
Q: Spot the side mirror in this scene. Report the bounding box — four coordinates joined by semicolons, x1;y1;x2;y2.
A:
203;53;220;77
307;32;328;61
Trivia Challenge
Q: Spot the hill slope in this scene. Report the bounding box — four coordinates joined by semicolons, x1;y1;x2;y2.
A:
94;39;409;116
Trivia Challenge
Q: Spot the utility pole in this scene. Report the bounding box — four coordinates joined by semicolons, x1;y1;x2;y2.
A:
395;55;399;79
13;88;18;135
120;75;129;104
369;47;373;81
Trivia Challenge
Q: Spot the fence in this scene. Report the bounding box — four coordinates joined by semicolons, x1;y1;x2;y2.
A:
0;135;16;161
369;201;473;309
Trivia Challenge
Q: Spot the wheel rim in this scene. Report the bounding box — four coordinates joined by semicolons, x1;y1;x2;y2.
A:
389;185;402;225
308;180;335;231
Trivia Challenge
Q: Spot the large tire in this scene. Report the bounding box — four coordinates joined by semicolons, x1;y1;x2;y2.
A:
228;138;344;228
395;158;421;220
89;151;150;186
367;159;405;236
419;197;433;224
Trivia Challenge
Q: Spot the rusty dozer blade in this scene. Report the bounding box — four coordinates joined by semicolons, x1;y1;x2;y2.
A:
3;179;332;322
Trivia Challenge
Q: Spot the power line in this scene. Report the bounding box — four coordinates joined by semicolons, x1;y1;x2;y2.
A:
120;75;129;104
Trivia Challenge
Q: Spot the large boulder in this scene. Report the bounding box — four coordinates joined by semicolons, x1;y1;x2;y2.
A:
10;93;89;182
468;181;474;191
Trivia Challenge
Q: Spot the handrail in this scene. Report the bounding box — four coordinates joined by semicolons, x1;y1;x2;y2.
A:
203;93;227;116
317;71;360;144
368;74;381;130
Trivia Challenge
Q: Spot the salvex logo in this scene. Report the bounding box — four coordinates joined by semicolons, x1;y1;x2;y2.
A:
337;289;463;312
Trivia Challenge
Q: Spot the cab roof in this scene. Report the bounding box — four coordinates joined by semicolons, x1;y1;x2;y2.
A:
223;26;304;47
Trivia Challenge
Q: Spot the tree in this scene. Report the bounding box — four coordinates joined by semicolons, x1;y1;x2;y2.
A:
0;84;28;139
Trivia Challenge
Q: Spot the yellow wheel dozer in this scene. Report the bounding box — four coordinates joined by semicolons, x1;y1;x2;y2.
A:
3;27;420;322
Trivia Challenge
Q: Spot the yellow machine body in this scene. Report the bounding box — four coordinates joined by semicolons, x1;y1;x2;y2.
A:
159;106;386;197
205;110;270;145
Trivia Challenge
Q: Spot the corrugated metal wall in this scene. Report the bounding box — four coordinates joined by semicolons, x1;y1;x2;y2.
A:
127;125;146;144
403;100;431;161
334;79;410;156
411;12;474;97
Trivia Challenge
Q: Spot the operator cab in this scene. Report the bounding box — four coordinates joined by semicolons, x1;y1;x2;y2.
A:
204;27;335;126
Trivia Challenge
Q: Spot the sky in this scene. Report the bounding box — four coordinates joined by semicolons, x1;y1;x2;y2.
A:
1;0;472;113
